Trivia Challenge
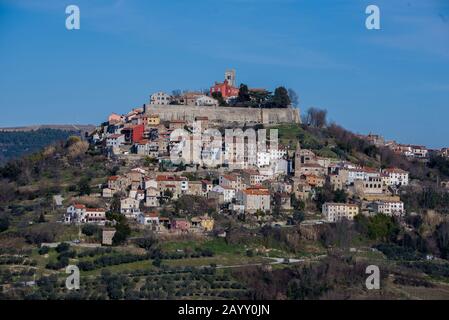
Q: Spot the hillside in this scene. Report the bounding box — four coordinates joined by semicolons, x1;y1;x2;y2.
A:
275;123;449;214
1;121;449;300
0;128;88;164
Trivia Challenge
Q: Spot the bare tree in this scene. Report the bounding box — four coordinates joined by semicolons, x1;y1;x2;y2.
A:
288;88;299;107
171;89;181;97
305;107;327;128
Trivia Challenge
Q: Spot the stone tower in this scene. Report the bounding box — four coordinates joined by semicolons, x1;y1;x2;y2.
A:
225;69;236;87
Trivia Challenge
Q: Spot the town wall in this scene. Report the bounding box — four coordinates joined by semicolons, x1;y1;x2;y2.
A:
144;104;301;125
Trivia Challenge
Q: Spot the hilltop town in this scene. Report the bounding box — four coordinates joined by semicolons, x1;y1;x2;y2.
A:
72;71;444;238
1;70;449;300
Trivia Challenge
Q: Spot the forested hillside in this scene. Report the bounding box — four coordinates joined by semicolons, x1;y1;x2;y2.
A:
0;129;80;164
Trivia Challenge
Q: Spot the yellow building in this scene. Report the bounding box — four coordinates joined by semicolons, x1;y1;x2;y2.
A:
200;215;214;232
147;114;160;126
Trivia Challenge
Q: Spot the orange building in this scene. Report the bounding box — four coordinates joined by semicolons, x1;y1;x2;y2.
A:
210;80;239;98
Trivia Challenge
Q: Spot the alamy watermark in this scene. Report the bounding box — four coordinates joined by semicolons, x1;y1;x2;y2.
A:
65;265;80;290
65;5;80;30
365;265;380;290
365;5;381;30
169;122;279;169
64;4;379;31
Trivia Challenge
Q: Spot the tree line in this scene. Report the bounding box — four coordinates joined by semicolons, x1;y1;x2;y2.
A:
212;85;297;108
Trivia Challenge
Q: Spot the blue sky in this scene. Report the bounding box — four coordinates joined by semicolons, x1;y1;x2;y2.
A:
0;0;448;148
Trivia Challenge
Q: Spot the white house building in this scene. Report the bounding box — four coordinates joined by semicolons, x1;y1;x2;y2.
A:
382;168;409;186
322;202;359;222
195;95;218;107
210;185;236;203
150;92;172;105
82;208;106;225
145;187;160;207
373;201;405;216
120;198;141;218
65;204;106;225
236;188;271;213
106;134;125;147
65;204;86;224
137;212;160;229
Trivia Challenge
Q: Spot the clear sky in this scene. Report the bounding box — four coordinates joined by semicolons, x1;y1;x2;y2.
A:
0;0;448;148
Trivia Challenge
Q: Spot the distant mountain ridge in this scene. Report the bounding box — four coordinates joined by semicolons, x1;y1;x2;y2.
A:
0;124;95;133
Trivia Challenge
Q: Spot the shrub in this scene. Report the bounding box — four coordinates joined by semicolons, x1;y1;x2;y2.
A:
45;257;69;270
375;243;424;261
38;246;50;255
81;224;100;237
0;215;9;232
152;258;161;268
55;242;70;253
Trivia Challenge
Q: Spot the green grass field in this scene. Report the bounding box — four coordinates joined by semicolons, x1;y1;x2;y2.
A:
161;238;245;255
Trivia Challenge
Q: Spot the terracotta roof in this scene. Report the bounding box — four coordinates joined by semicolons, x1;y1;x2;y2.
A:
221;174;237;181
86;208;106;212
108;134;124;139
325;202;358;207
243;188;270;196
144;212;159;218
362;167;379;173
242;169;259;175
383;168;407;174
156;175;186;182
305;174;323;179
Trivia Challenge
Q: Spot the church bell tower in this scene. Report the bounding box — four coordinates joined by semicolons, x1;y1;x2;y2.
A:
225;69;236;87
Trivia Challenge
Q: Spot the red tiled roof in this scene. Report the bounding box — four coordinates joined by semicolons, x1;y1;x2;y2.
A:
243;188;270;196
156;175;186;182
144;212;159;218
221;174;237;181
85;208;106;212
383;168;407;174
108;134;124;139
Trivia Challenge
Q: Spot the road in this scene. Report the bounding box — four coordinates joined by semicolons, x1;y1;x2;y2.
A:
215;257;305;269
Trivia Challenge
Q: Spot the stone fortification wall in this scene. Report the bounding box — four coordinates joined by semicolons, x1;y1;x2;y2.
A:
144;104;300;125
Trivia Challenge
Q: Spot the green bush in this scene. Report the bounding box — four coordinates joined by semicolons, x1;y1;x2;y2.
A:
81;224;100;237
376;243;424;261
38;246;50;255
55;242;70;253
